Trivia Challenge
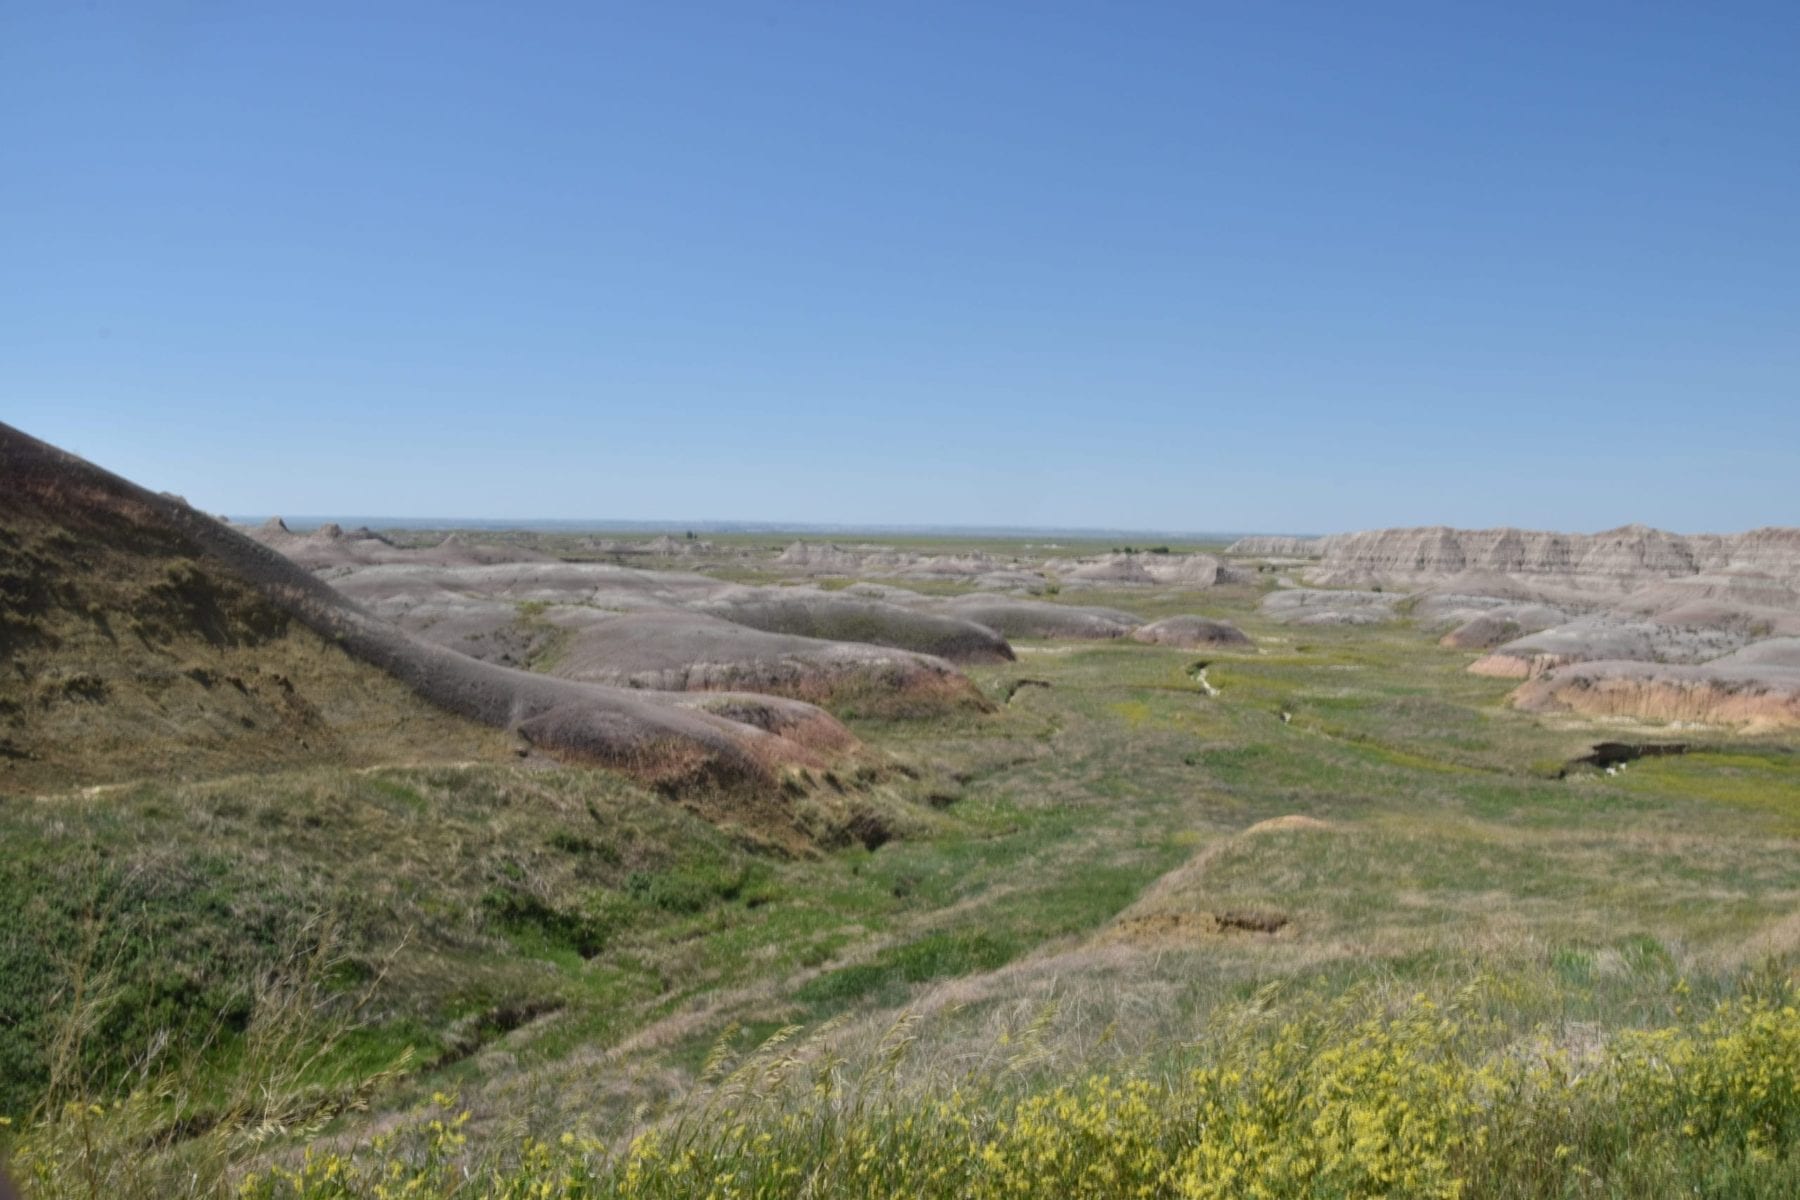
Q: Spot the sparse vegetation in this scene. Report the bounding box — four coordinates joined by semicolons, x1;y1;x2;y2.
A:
17;977;1800;1198
5;534;1798;1197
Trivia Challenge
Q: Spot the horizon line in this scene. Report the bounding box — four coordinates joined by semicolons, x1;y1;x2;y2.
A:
229;516;1300;540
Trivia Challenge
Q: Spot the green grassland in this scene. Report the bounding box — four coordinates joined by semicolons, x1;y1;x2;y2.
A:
5;551;1799;1197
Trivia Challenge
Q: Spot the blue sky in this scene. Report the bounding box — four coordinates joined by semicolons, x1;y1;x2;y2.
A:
5;2;1796;533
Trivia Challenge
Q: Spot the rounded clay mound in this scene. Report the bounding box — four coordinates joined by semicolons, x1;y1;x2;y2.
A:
1143;554;1225;587
1130;616;1252;649
1258;589;1403;626
1062;554;1157;584
935;594;1141;640
1469;615;1752;679
1707;637;1800;669
1440;604;1570;650
696;589;1015;664
544;609;989;717
326;566;996;712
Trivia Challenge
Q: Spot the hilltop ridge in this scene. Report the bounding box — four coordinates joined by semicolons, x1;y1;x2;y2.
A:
0;422;855;803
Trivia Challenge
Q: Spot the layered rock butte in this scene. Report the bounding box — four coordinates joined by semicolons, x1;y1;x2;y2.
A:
1298;525;1800;594
1231;524;1800;732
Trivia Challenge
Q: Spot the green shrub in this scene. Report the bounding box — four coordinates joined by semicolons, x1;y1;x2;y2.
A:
24;978;1777;1200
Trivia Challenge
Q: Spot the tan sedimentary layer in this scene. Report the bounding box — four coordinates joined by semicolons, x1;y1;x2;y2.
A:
1469;653;1552;679
1509;661;1800;732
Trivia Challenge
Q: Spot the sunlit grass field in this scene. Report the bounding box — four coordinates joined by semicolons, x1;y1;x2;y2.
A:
5;559;1798;1197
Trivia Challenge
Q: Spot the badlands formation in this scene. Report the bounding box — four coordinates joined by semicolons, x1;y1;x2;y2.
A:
243;519;1800;735
313;562;996;718
3;422;1271;807
229;534;1253;716
231;546;1228;709
9;411;1791;816
0;423;860;820
1231;524;1800;731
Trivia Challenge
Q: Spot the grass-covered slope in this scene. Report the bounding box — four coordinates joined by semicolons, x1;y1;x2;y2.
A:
0;760;957;1120
0;422;861;800
5;561;1799;1198
0;428;512;793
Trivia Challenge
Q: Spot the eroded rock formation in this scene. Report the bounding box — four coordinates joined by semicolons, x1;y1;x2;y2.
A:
1225;536;1325;558
1297;525;1800;595
1510;660;1800;732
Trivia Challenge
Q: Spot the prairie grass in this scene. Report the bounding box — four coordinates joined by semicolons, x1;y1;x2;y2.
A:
5;563;1798;1196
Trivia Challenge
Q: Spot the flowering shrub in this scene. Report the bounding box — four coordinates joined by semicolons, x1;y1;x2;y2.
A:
12;982;1800;1199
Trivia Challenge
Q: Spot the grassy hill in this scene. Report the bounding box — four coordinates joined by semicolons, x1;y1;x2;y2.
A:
3;424;1797;1196
7;575;1800;1196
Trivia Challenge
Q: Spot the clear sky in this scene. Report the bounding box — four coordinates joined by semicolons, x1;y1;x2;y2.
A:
5;2;1796;534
